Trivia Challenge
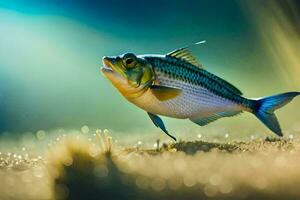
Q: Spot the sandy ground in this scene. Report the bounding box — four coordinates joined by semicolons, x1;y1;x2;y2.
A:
0;131;300;200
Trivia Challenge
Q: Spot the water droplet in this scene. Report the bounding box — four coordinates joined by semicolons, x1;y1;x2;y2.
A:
81;125;89;134
209;174;222;186
183;175;197;187
89;145;100;157
103;129;109;134
135;176;149;189
151;177;166;191
36;130;46;140
220;181;233;194
95;129;102;134
197;134;202;139
204;184;218;197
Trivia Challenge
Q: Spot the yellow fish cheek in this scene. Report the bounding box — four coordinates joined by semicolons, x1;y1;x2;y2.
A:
140;66;154;85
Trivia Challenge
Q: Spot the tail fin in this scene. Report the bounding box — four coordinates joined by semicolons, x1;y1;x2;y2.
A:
253;92;300;136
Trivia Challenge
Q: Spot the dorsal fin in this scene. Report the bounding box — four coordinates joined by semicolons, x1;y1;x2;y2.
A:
167;41;205;68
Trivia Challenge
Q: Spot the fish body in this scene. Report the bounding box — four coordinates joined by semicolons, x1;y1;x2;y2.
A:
131;55;251;119
101;44;299;140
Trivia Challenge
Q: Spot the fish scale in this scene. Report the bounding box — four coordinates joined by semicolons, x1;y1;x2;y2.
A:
151;70;242;119
150;57;240;97
145;56;253;108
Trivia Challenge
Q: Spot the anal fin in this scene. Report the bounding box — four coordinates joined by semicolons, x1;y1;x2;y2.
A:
190;111;242;126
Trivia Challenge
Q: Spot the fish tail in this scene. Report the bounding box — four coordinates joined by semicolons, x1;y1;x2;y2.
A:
251;92;300;136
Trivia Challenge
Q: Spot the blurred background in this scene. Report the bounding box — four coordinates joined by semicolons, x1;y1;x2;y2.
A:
0;0;299;140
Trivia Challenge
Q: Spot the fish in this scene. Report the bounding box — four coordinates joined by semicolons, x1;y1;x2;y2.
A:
101;42;299;141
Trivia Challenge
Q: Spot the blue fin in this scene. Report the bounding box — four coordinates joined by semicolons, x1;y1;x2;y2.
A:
190;111;242;126
254;92;300;136
147;112;177;141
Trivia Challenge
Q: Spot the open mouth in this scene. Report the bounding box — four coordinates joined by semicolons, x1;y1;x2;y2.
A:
101;56;114;72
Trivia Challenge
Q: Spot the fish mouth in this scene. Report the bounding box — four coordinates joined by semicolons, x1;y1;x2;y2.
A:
101;56;115;73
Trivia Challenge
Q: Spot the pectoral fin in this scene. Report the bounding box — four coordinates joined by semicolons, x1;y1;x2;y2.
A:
150;85;181;101
147;112;177;141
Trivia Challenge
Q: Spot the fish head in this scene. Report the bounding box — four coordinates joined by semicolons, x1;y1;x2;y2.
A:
101;53;154;98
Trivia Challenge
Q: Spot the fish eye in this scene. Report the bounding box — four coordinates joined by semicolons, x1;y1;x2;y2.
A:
123;53;137;68
125;58;134;65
